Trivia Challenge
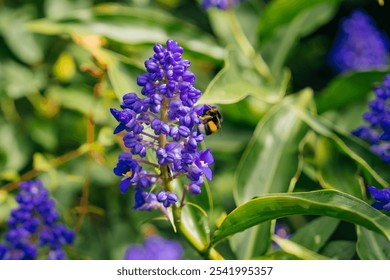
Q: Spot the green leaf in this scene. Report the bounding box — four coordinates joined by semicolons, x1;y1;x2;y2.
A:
235;89;312;203
257;0;340;43
0;60;46;99
259;1;339;75
27;4;224;60
356;226;390;260
309;137;364;198
272;235;329;260
291;216;340;252
212;190;390;246
316;71;388;114
0;6;44;64
230;89;312;259
107;59;142;102
44;0;93;19
198;49;288;105
0;119;32;173
292;107;390;187
320;241;356;260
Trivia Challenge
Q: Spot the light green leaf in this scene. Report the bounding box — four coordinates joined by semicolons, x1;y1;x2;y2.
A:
212;190;390;246
45;0;93;19
272;235;329;260
107;59;141;102
198;49;288;105
27;4;224;60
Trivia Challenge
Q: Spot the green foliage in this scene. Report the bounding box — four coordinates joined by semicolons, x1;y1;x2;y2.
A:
0;0;389;260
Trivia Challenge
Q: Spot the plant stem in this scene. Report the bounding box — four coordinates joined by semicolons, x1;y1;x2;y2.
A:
158;96;223;260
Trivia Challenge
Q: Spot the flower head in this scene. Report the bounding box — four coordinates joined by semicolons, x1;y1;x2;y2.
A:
0;180;74;260
352;75;390;163
328;10;389;73
367;185;390;212
124;235;183;260
111;40;216;212
201;0;246;10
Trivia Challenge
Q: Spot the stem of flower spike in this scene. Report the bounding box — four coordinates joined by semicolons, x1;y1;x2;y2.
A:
171;203;224;260
158;97;223;260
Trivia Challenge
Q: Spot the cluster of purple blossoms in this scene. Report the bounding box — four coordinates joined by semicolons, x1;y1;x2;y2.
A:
367;186;390;212
328;10;389;73
0;180;74;260
124;235;183;260
201;0;246;10
111;39;215;211
352;74;390;163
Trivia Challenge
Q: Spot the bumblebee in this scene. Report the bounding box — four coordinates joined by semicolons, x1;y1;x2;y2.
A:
198;105;223;135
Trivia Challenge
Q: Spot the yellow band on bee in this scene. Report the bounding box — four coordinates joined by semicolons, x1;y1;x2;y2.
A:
208;122;218;133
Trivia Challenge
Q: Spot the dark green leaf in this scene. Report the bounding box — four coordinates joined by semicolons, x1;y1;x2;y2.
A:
291;216;340;252
230;89;312;259
257;0;340;43
320;241;356;260
0;7;44;64
316;71;388;114
259;1;339;74
356;226;390;260
235;89;312;203
292;107;390;187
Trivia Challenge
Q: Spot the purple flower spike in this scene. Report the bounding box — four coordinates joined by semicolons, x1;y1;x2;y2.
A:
352;75;390;163
110;40;217;213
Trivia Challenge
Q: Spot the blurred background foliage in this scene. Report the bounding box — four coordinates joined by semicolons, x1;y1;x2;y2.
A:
0;0;390;260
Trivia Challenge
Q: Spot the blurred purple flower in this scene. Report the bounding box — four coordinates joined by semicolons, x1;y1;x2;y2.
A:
124;236;183;260
328;10;389;73
202;0;246;10
0;180;74;260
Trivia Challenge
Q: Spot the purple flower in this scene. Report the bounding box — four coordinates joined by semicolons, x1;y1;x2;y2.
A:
352;75;390;163
0;180;74;260
202;0;246;10
110;40;217;212
328;10;389;73
124;236;183;260
367;186;390;211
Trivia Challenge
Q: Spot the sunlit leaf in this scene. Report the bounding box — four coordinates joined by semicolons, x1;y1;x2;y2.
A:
212;190;390;245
